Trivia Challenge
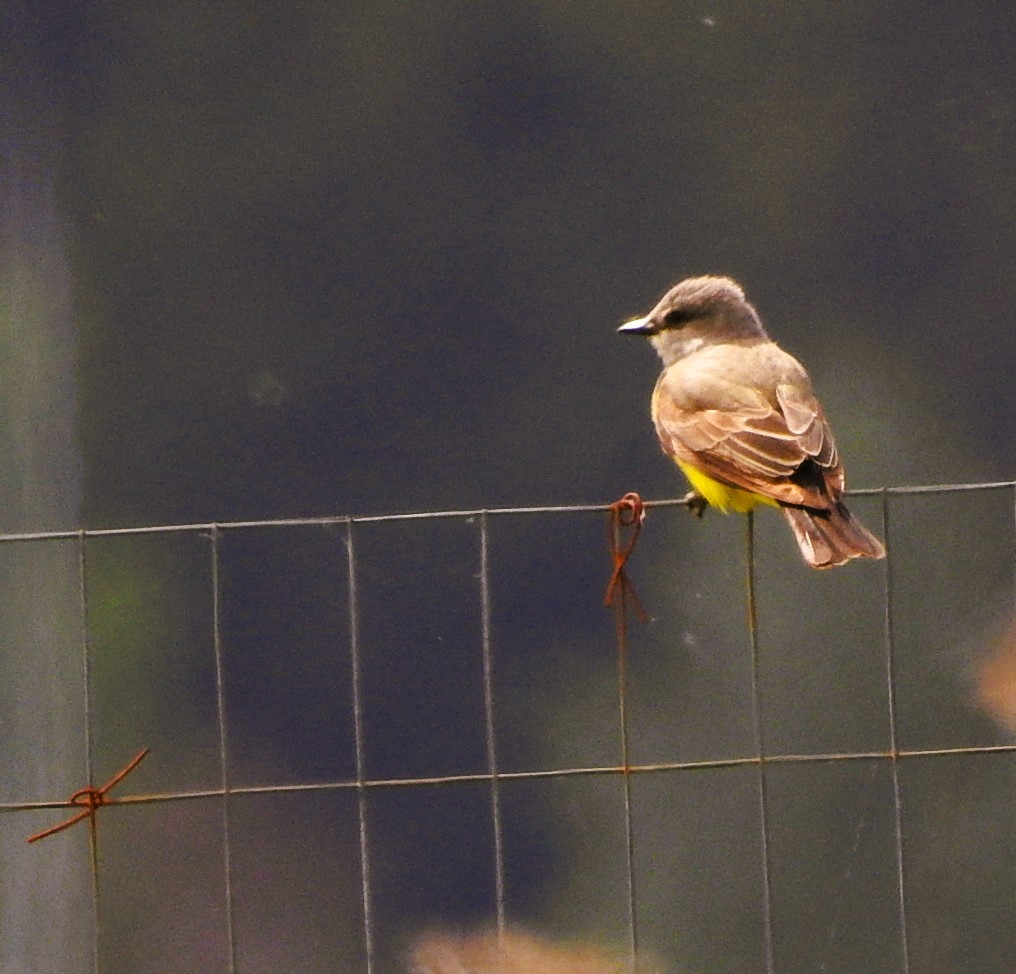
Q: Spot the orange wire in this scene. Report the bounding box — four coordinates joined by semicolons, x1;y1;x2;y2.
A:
604;492;649;632
27;747;151;844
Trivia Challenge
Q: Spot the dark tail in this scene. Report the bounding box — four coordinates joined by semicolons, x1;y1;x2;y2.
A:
781;502;886;569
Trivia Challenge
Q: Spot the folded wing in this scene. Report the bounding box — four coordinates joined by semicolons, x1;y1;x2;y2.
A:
651;343;844;510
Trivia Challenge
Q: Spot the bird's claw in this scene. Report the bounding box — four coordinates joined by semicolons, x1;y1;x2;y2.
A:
681;491;708;518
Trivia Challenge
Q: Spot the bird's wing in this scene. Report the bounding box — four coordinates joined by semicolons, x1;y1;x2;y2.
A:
651;344;843;508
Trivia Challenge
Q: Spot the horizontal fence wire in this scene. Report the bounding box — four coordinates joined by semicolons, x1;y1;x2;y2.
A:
2;478;1015;974
0;480;1013;545
12;746;1016;815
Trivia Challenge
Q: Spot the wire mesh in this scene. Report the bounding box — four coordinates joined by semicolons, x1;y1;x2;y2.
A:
2;480;1015;974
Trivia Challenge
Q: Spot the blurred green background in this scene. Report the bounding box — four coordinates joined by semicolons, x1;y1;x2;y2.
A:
2;2;1014;972
8;0;1016;531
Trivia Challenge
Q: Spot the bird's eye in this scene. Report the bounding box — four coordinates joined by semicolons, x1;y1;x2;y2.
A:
663;308;693;327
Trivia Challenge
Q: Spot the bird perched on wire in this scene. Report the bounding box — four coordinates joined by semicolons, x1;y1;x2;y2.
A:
618;275;886;569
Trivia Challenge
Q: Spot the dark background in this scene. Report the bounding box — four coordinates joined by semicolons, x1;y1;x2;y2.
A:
2;2;1015;973
16;0;1016;529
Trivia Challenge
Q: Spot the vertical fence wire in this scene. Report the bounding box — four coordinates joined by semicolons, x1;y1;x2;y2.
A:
76;531;101;974
604;493;648;971
208;526;239;972
346;520;375;974
478;512;508;943
616;618;640;969
745;511;776;974
881;492;912;973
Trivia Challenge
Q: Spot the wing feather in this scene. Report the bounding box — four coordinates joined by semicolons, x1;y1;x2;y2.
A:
651;343;845;509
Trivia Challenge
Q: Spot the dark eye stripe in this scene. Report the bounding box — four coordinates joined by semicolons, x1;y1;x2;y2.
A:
663;308;694;326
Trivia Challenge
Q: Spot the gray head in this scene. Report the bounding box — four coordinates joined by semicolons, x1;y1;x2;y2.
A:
618;275;768;365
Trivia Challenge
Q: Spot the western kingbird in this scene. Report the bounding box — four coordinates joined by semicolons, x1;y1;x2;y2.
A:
618;275;886;568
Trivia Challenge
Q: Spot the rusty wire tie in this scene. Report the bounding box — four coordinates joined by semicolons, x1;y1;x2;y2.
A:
27;748;150;844
604;492;649;631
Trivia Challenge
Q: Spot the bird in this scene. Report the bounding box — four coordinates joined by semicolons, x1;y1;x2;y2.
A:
618;275;886;568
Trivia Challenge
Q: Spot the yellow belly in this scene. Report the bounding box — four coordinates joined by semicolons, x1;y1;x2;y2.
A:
676;460;778;514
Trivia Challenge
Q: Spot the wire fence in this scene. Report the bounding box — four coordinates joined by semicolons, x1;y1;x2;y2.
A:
2;480;1016;974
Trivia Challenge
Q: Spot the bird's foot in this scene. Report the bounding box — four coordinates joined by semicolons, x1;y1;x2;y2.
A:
681;490;708;518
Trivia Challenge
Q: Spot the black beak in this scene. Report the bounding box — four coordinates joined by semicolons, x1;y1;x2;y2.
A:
617;316;655;335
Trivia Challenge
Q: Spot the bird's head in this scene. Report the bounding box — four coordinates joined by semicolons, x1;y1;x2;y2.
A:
618;275;767;364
